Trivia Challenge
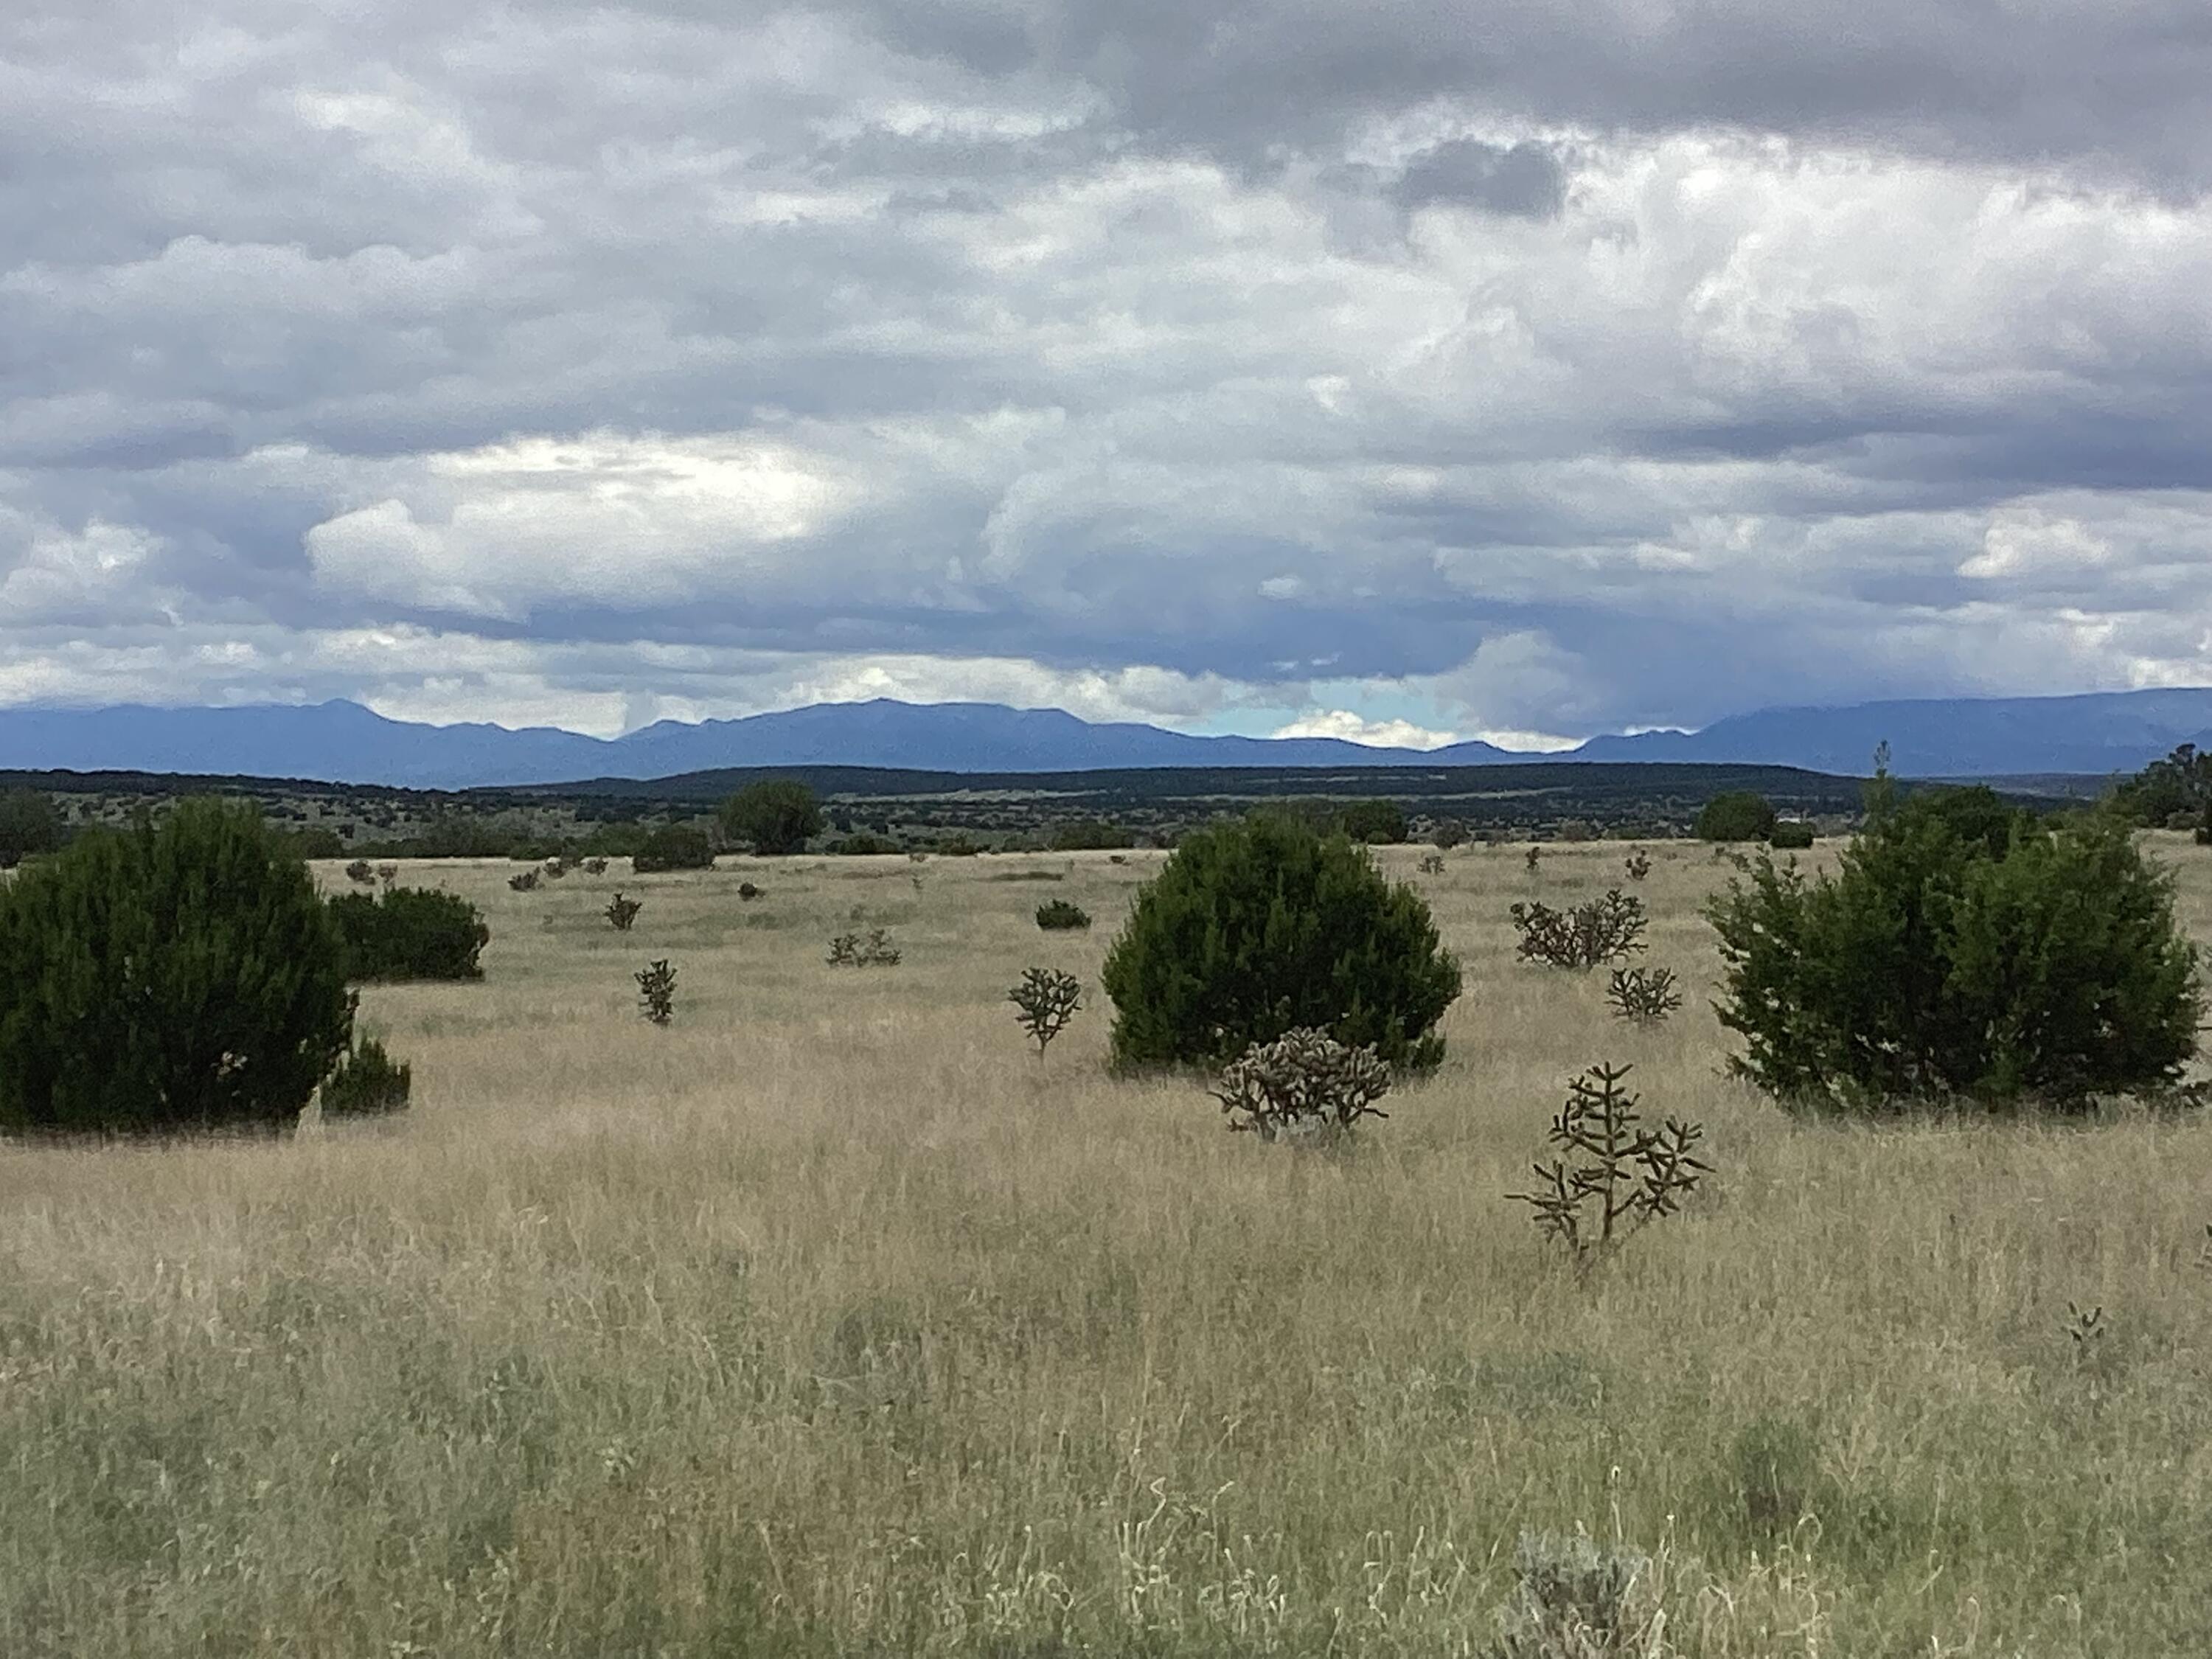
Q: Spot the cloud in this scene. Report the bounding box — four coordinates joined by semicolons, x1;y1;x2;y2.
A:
1271;710;1460;749
3;1;2211;742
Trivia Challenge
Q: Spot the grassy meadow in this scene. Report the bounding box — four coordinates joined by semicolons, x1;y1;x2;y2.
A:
5;837;2212;1656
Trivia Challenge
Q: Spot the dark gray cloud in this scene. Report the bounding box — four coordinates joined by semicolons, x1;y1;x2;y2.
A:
1394;140;1567;218
3;0;2211;741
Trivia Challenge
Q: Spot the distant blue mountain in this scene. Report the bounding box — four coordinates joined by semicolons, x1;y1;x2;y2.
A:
1571;689;2212;777
0;698;1508;788
1;688;2208;788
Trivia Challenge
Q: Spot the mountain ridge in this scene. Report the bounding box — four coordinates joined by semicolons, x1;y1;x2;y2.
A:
0;689;2207;789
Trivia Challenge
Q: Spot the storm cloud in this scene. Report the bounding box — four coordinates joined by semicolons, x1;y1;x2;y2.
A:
4;1;2211;742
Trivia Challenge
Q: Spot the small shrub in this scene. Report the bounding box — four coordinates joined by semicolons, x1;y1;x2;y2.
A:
738;881;763;900
830;832;902;855
1210;1026;1391;1143
1606;965;1683;1026
605;892;643;932
1695;790;1777;843
2061;1301;2107;1368
632;822;716;873
345;858;376;885
320;1035;412;1119
541;857;568;880
1008;967;1082;1057
827;929;901;967
1768;819;1816;849
582;856;608;874
1489;1529;1655;1659
375;863;398;888
328;887;490;982
1417;853;1446;875
508;869;540;892
1509;1062;1709;1260
1431;818;1467;851
1731;1417;1820;1540
1101;814;1460;1071
1510;890;1649;970
636;959;677;1025
1034;898;1091;931
1526;844;1543;874
1557;818;1597;844
1622;848;1652;882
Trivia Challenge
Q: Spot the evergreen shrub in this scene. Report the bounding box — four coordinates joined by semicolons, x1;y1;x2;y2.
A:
1101;813;1461;1071
328;887;489;981
1708;789;2201;1110
0;799;354;1136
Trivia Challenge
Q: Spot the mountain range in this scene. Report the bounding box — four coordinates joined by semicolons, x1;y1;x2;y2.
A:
1;688;2208;790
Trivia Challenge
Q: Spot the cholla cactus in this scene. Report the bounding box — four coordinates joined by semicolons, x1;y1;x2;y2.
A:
1210;1026;1391;1143
345;858;376;885
605;891;643;931
1417;853;1446;875
1525;844;1543;874
1606;965;1683;1026
1623;847;1652;882
1510;889;1648;970
1007;967;1082;1057
827;928;901;967
1509;1062;1708;1259
508;869;540;893
636;959;677;1026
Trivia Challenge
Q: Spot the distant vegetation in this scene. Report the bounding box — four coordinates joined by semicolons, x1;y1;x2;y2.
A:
719;779;821;855
2110;741;2212;837
630;821;716;873
0;787;61;868
1694;790;1778;842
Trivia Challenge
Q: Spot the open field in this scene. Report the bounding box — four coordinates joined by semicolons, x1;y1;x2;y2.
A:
5;837;2212;1655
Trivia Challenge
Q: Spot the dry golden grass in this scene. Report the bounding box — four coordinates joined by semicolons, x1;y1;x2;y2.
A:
5;836;2212;1656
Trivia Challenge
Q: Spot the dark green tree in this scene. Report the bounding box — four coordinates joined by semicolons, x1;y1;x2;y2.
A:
1708;803;2200;1110
1338;799;1409;845
327;887;489;981
631;821;717;872
720;780;822;855
1101;813;1461;1072
0;799;355;1136
1695;791;1778;843
0;788;61;868
2110;742;2212;829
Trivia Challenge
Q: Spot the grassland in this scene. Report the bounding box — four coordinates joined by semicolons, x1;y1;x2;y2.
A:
4;838;2211;1656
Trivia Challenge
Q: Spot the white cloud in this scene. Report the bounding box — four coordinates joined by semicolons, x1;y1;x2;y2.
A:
1271;710;1459;750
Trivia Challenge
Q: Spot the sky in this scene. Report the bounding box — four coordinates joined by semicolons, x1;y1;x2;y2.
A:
4;3;2212;747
